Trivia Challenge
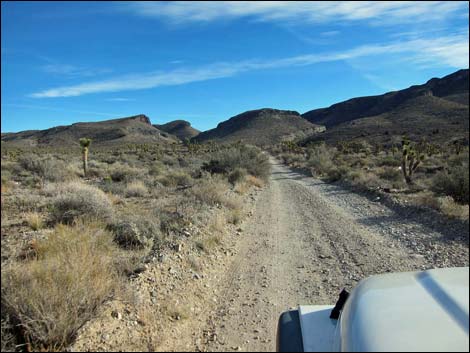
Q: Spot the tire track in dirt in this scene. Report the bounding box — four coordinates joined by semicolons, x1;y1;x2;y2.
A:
200;159;466;352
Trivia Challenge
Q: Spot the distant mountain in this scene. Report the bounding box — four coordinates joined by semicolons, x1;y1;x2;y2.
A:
193;108;324;146
302;69;469;128
302;95;469;147
153;120;200;140
1;114;176;147
301;69;469;147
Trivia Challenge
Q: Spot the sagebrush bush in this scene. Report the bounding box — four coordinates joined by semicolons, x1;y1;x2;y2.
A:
1;222;122;350
228;168;247;185
377;155;401;167
51;182;114;223
191;176;240;210
431;165;469;204
203;145;270;181
18;154;73;182
378;167;403;183
280;153;305;165
108;214;160;249
307;144;336;176
157;170;192;187
125;181;148;197
109;163;142;182
325;165;350;182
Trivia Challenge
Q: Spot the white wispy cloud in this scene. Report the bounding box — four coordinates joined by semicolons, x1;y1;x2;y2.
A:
30;34;469;98
42;63;112;77
123;1;467;25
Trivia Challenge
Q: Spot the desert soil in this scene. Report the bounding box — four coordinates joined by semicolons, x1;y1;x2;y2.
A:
71;158;468;352
198;158;468;352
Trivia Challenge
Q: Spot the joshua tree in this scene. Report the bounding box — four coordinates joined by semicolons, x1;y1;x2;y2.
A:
401;137;424;184
79;138;92;177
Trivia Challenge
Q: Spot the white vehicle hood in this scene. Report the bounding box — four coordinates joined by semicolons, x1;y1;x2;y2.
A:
339;267;469;352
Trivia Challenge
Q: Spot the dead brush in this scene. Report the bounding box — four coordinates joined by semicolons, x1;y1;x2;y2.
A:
1;221;124;350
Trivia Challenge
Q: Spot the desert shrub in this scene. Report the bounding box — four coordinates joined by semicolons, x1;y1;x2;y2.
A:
51;182;114;224
191;177;229;207
228;168;247;185
161;155;178;166
437;196;469;219
377;155;401;167
280;153;305;165
157;170;193;187
347;170;381;189
108;214;160;249
325;165;350;182
125;181;148;197
24;212;44;231
202;145;270;181
18;154;73;182
246;175;264;188
1;312;15;352
431;165;469;204
226;208;243;225
307;144;336;176
1;222;122;350
85;160;108;178
378;167;403;183
148;161;165;176
109;164;142;182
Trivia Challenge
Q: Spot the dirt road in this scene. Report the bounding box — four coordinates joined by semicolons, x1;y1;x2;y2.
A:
201;158;468;352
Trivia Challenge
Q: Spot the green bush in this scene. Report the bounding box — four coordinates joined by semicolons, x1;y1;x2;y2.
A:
377;155;401;167
432;165;469;204
228;168;247;185
18;154;72;182
109;164;141;182
51;182;114;224
202;145;270;181
307;144;336;176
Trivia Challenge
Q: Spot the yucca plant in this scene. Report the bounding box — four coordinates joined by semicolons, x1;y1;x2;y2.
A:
401;137;424;184
79;138;92;177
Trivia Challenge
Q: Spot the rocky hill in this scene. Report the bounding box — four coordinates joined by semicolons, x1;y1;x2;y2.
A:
193;108;324;146
301;69;469;147
302;95;469;147
1;114;176;147
302;69;469;128
153;120;200;140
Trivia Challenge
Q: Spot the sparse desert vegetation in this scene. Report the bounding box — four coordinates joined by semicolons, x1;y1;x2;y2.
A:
0;141;269;351
272;138;469;220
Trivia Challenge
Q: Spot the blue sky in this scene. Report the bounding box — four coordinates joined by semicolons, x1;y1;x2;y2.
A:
1;1;469;133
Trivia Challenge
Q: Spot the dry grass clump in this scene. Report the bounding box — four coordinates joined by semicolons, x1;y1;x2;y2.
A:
415;193;469;220
191;177;242;210
226;208;244;225
125;180;148;198
18;154;75;183
157;170;192;187
431;165;469;204
1;221;123;350
24;212;44;231
109;163;142;182
228;168;247;185
246;175;265;188
307;144;336;176
50;181;114;224
347;170;381;189
203;145;271;181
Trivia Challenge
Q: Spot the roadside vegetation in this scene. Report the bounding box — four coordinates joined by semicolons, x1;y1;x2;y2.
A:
271;138;469;220
0;141;270;351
